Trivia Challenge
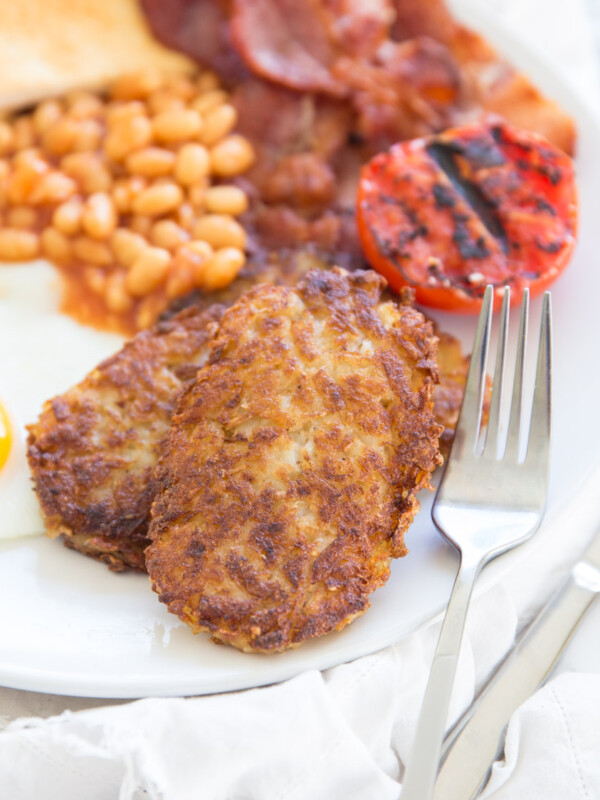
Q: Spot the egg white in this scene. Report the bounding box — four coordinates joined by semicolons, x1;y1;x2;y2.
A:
0;260;124;538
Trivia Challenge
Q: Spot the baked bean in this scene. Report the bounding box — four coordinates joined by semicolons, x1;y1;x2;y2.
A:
111;228;147;267
111;175;146;214
32;100;62;137
147;89;185;116
6;206;37;230
0;228;39;260
175;240;213;286
111;70;164;101
129;214;152;237
192;214;246;249
72;235;113;265
61;152;112;193
132;182;183;216
29;172;77;204
112;181;132;214
190;90;228;115
8;153;49;203
53;197;83;235
152;109;202;143
105;114;152;161
210;135;255;177
13;148;46;169
0;66;252;332
71;119;103;153
84;266;106;295
204;185;248;215
174;143;210;186
167;75;197;100
150;219;189;250
67;93;104;120
166;261;195;299
126;176;147;197
202;246;245;290
13;117;35;150
181;240;213;260
106;101;146;125
42;118;82;157
82;192;117;239
176;202;195;231
104;272;133;312
200;104;237;146
196;71;221;93
187;182;207;209
136;296;162;330
41;227;71;263
126;246;170;296
0;122;14;156
125;147;175;178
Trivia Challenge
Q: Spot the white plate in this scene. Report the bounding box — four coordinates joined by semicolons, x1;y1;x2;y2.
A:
0;1;599;699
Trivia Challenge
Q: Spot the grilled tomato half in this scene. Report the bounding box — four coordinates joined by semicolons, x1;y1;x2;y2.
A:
357;117;578;312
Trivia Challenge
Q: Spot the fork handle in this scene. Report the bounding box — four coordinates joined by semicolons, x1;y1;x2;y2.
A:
401;557;483;800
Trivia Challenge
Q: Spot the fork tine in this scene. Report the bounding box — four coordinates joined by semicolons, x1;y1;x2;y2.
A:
504;289;529;462
523;292;552;472
481;287;510;459
451;285;493;457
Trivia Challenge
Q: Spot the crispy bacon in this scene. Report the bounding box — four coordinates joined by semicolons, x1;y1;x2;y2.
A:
230;0;394;95
140;0;248;85
388;0;576;154
335;37;464;151
320;0;393;57
140;0;575;261
390;0;458;43
141;0;575;155
230;0;345;96
230;79;353;210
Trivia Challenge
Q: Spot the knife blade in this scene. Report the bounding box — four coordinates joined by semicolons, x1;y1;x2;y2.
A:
432;526;600;800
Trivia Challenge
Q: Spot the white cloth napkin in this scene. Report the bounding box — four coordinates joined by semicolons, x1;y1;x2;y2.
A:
0;584;517;800
481;673;600;799
1;1;599;798
0;584;598;799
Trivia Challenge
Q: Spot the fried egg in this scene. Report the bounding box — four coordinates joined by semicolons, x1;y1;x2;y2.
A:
0;260;124;538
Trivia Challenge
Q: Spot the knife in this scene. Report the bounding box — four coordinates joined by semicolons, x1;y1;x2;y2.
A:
432;526;600;800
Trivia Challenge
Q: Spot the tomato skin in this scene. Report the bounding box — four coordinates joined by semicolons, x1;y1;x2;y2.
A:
356;117;578;312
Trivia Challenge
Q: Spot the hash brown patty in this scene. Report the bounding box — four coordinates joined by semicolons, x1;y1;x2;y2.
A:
26;304;224;571
146;268;443;652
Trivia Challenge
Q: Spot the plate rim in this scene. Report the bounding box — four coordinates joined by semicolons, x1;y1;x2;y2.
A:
1;2;600;698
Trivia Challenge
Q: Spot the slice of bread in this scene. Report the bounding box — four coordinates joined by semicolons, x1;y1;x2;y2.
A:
0;0;193;111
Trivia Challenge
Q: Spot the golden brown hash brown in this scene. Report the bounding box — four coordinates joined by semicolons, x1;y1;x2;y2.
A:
433;329;492;455
172;248;477;455
434;330;473;455
26;257;473;577
146;268;443;653
26;304;224;572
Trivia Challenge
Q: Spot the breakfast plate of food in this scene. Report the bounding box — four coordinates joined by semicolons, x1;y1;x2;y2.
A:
0;0;598;698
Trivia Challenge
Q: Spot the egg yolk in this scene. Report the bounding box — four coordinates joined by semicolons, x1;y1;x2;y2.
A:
0;402;11;472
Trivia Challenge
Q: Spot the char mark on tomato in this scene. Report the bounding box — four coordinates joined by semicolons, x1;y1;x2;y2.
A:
426;140;509;255
356;117;578;312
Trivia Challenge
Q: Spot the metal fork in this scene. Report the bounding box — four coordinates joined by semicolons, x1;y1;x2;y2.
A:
400;285;552;800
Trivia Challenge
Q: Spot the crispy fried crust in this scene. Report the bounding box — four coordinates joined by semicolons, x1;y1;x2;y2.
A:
433;328;492;455
434;330;471;454
26;304;225;571
26;257;471;578
146;268;443;653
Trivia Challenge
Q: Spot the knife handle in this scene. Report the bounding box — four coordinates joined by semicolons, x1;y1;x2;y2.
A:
433;563;600;800
402;559;482;800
